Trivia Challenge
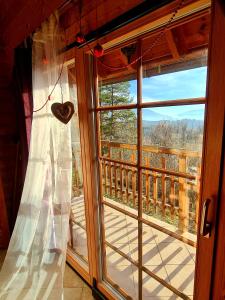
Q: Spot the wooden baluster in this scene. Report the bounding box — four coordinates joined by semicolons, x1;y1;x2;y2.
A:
145;157;150;212
103;160;107;195
112;162;115;196
115;164;118;199
109;161;112;197
119;152;123;202
131;153;136;208
170;176;175;221
153;172;157;213
178;155;188;233
108;145;112;197
161;157;166;218
125;166;129;204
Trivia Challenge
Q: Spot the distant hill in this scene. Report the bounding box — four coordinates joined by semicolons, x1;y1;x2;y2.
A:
178;109;205;120
143;118;204;129
142;109;173;121
142;108;204;128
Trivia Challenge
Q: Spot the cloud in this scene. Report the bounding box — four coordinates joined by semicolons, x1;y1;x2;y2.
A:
141;67;207;101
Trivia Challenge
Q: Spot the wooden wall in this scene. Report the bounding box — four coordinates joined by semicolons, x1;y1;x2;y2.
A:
0;0;65;246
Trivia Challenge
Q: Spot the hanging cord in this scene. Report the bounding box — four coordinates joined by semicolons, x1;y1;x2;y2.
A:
59;77;64;104
33;17;67;113
33;57;65;112
86;0;185;70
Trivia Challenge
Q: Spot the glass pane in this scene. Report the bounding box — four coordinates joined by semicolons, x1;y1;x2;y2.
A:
100;109;137;158
105;250;138;299
142;66;207;102
68;66;89;266
98;43;137;106
142;30;208;102
104;205;134;246
103;204;138;298
142;104;204;235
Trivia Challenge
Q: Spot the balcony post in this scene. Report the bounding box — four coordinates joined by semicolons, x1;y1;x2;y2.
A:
178;155;189;233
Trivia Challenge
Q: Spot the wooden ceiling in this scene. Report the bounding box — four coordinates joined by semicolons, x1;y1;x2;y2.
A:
96;11;210;84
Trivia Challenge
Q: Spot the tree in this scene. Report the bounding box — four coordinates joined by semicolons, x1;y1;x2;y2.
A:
99;81;137;144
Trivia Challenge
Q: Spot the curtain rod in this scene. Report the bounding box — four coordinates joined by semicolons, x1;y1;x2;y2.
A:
60;0;174;53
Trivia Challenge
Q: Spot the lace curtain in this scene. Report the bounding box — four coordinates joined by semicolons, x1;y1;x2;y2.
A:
0;14;72;300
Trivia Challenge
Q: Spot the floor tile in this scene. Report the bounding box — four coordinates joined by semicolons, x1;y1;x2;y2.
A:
63;288;83;299
132;268;173;298
127;226;156;245
185;244;196;262
63;265;85;288
106;244;131;266
152;229;180;244
104;213;127;228
107;265;136;299
129;243;163;266
165;264;195;295
105;227;129;244
157;242;194;265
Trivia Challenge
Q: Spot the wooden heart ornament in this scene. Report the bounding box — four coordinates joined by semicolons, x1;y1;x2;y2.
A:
51;102;74;124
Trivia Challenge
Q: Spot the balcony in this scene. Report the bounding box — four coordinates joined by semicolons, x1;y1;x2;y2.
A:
70;140;200;299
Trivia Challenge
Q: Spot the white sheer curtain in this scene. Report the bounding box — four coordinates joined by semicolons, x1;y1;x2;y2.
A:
0;14;72;300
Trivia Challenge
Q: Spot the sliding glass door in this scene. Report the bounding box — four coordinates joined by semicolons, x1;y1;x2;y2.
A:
93;18;208;300
67;1;225;299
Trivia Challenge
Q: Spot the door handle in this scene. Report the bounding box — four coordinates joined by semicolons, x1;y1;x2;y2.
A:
200;198;212;238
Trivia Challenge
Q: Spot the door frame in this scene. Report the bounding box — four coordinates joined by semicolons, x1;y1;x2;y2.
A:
70;0;225;299
194;0;225;299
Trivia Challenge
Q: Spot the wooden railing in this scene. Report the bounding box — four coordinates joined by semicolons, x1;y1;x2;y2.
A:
100;140;202;234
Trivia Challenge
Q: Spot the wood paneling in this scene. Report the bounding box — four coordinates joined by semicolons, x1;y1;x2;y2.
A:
0;175;10;248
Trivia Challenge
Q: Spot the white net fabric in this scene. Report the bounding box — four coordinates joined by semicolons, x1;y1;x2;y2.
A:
0;14;72;300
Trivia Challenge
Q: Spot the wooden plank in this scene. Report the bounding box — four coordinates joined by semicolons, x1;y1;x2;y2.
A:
99;156;196;179
165;29;180;58
101;140;202;157
194;0;225;298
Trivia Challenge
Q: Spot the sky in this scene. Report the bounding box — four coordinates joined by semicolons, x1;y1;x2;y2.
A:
129;66;207;121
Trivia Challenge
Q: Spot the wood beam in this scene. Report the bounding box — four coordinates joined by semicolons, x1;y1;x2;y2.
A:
165;29;180;59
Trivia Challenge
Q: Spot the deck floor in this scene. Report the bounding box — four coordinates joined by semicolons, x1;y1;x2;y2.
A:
71;196;196;300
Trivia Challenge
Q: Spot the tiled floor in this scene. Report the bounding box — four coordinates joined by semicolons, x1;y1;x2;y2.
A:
0;250;94;300
103;205;196;300
70;196;196;300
